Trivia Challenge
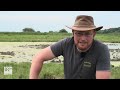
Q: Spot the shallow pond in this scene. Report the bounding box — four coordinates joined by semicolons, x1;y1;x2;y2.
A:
104;43;120;60
0;42;120;65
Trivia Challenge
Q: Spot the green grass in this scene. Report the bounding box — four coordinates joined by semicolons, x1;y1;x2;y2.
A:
95;33;120;43
111;66;120;79
0;62;64;79
0;62;120;79
0;32;120;42
0;33;72;42
0;62;31;79
40;63;64;79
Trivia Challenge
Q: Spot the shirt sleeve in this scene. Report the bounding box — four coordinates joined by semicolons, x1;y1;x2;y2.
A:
50;38;67;57
96;45;111;71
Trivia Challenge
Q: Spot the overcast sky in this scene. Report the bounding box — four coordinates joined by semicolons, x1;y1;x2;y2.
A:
0;11;120;32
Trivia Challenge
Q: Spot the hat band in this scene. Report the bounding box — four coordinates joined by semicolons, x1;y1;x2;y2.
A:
73;25;96;28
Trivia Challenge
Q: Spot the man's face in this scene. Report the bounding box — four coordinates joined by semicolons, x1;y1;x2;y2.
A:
73;30;96;51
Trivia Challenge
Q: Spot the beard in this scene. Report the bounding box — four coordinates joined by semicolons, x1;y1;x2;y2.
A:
76;41;92;52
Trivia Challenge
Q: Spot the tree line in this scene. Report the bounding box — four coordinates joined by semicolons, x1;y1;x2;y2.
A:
22;27;120;34
97;27;120;34
23;28;68;33
1;27;119;34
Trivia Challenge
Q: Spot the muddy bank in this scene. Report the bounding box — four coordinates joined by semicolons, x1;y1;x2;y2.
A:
0;42;55;63
0;42;120;63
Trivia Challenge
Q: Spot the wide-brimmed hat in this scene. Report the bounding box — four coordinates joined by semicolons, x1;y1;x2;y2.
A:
66;15;103;31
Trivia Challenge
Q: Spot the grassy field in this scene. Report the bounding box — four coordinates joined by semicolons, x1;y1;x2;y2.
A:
0;62;119;79
0;62;31;79
0;32;120;42
0;33;72;42
95;33;120;43
0;62;64;79
0;32;119;79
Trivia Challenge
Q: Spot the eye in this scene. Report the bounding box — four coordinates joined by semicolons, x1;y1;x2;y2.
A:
85;32;92;36
77;32;82;35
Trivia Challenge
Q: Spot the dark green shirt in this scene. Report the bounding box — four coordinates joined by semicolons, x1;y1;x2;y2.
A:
50;37;110;79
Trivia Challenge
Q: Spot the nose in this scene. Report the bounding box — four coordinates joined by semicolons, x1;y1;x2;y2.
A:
80;34;87;40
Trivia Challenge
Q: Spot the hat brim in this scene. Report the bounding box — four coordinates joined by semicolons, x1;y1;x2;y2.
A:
66;26;103;31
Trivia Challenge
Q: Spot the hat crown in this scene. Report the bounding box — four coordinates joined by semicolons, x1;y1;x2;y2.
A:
66;15;103;31
74;15;95;27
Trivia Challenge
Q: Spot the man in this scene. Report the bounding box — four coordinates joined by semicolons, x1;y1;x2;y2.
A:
29;15;111;79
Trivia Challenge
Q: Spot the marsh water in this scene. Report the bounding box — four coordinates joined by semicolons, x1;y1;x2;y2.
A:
104;43;120;60
0;42;120;66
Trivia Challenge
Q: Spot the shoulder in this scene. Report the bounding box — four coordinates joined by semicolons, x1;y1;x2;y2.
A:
94;40;108;49
93;40;109;55
61;37;74;42
50;37;74;56
50;37;74;50
56;37;74;45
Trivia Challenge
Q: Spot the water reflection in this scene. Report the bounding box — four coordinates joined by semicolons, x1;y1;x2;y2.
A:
104;43;120;61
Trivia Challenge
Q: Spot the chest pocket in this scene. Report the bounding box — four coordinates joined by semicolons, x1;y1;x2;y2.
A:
79;56;97;79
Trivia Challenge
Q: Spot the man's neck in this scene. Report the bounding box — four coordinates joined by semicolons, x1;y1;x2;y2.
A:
77;43;93;53
77;47;89;52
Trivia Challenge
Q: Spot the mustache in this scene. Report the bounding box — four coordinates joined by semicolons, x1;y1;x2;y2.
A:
79;41;87;43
